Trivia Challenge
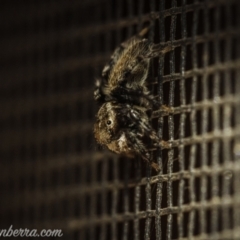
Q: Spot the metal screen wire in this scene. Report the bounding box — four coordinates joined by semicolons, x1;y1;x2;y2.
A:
1;0;240;239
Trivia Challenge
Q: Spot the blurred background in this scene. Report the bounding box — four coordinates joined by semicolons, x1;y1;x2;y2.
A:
1;0;240;239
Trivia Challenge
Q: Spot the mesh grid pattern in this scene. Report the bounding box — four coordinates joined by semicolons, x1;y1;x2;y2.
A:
1;0;240;239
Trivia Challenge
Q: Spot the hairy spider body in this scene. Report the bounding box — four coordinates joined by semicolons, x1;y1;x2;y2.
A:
94;28;157;108
94;29;171;171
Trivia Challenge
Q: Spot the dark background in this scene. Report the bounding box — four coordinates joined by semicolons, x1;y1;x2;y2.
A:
1;0;240;239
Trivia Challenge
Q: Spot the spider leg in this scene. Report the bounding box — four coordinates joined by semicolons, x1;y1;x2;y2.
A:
145;43;173;59
125;131;160;172
129;109;160;145
126;131;150;160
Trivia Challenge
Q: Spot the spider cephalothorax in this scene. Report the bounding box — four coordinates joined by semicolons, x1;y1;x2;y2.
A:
94;102;160;171
94;28;171;171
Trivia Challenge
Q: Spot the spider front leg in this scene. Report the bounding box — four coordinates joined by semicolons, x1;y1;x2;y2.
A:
125;131;150;160
128;108;160;147
125;131;160;172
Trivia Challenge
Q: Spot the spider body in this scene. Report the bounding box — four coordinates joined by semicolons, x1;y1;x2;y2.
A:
94;29;157;109
94;29;171;171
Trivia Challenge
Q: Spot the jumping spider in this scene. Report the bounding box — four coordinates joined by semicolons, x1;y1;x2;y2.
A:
94;28;171;172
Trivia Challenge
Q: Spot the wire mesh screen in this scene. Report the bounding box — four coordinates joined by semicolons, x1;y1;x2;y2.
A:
1;0;240;239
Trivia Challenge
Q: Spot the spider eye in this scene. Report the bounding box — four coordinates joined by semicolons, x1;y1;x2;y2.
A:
107;120;112;125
